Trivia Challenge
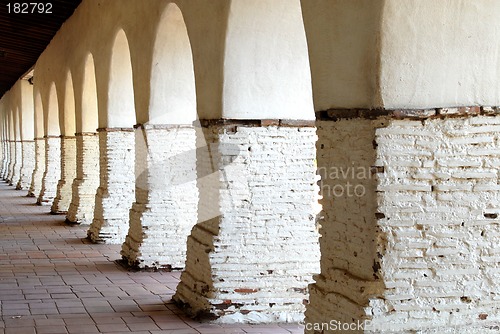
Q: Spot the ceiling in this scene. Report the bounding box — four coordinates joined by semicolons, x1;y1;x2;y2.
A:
0;0;82;98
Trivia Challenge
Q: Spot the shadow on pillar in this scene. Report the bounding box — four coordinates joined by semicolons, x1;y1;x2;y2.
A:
52;136;77;214
305;116;387;333
174;121;321;323
88;129;135;244
28;138;45;197
65;133;100;225
120;125;198;269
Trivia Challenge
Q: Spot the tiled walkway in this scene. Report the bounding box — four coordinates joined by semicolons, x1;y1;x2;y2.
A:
0;182;304;334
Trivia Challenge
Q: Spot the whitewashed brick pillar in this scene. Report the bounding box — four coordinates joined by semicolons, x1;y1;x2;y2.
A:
306;108;500;333
88;128;135;243
16;140;35;190
173;120;321;323
306;114;384;334
121;124;197;269
10;141;23;186
6;141;15;182
0;140;4;178
0;140;7;179
28;138;45;197
51;136;76;213
37;136;61;205
66;133;99;225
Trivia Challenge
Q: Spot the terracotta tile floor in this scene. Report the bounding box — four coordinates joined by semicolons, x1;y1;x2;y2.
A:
0;182;304;334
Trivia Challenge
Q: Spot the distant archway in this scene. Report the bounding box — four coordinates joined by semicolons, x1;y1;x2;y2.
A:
34;92;44;138
80;54;99;133
107;29;136;127
46;83;60;136
62;71;76;136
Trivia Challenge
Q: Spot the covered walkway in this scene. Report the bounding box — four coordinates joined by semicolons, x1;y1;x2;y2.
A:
0;182;302;334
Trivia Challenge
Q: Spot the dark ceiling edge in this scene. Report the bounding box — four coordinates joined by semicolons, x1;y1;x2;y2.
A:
0;0;83;100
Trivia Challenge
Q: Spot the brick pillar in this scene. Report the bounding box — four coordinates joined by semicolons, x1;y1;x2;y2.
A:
173;120;321;323
66;133;99;225
51;136;77;213
306;108;500;333
37;136;61;205
28;138;45;197
121;124;197;269
16;140;35;190
305;116;384;334
10;141;23;186
6;141;15;182
0;140;8;179
88;129;135;243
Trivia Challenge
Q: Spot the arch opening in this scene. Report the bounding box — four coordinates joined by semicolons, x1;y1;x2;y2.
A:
107;29;136;128
223;0;314;120
46;83;60;136
150;3;196;125
62;71;76;136
80;54;99;133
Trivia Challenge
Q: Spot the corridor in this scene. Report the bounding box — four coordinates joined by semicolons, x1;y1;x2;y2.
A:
0;182;303;334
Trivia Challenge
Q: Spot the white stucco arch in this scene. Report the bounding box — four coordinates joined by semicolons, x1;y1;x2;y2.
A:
61;71;76;136
20;81;35;141
301;0;384;110
34;91;44;138
79;54;99;133
45;83;60;136
13;107;21;141
105;29;136;128
149;3;196;125
8;109;15;140
222;0;314;120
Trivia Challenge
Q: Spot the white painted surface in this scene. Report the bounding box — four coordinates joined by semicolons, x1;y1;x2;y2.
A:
28;138;45;197
122;126;198;268
105;30;136;128
17;141;35;190
89;130;135;244
380;0;500;109
175;125;320;323
52;137;77;213
37;137;61;205
149;4;196;125
223;0;314;119
66;134;99;225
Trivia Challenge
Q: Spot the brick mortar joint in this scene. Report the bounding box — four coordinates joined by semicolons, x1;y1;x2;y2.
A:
199;118;316;128
97;127;134;132
134;123;195;130
74;132;99;136
316;106;499;121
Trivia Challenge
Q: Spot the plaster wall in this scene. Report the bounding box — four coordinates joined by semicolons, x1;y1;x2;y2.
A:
380;0;500;109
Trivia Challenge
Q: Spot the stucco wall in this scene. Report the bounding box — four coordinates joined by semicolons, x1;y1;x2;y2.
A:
380;0;500;109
